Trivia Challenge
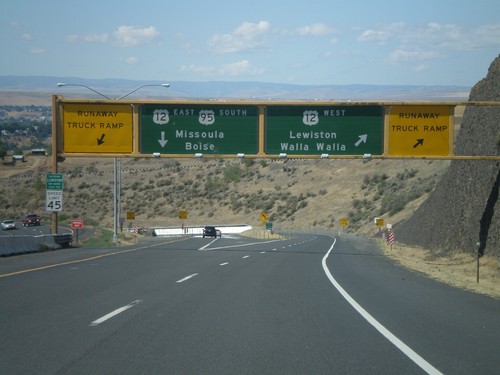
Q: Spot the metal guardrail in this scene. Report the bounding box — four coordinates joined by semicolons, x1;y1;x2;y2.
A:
53;233;73;248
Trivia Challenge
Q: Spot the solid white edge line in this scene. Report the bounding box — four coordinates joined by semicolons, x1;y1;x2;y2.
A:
322;237;443;375
90;299;142;327
176;273;199;283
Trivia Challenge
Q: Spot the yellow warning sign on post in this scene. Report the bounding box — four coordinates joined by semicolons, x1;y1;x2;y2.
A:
62;103;133;153
388;105;453;157
339;217;349;227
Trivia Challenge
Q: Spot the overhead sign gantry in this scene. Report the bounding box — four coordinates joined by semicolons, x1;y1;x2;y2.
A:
53;96;500;160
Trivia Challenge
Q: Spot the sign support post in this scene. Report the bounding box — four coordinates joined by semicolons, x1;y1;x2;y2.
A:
51;95;59;235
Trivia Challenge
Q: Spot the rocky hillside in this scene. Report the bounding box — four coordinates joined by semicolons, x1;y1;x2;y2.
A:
397;55;500;257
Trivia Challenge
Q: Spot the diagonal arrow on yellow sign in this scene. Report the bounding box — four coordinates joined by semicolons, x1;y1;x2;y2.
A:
62;103;133;153
388;105;453;157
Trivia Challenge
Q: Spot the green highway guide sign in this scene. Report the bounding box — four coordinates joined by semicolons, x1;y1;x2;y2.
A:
265;105;384;155
140;104;259;155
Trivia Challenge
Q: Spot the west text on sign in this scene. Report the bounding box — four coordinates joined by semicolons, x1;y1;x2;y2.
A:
265;105;384;155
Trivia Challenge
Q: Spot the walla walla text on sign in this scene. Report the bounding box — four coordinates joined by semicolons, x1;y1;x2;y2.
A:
265;105;384;156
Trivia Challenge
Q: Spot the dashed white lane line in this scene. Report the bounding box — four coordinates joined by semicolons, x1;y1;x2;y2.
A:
90;300;142;327
176;273;199;283
90;242;286;328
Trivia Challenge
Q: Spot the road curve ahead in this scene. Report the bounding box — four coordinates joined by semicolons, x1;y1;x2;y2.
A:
0;234;499;374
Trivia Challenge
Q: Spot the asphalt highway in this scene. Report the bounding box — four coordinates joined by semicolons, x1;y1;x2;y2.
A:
0;234;499;374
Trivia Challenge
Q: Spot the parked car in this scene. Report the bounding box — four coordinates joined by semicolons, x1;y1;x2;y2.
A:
1;219;16;230
203;226;221;238
23;214;41;227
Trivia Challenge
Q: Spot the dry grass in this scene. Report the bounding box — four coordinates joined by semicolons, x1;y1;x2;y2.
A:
240;227;284;240
1;156;450;232
380;240;500;299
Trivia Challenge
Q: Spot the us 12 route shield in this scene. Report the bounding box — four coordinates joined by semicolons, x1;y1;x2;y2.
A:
265;105;384;155
140;104;259;155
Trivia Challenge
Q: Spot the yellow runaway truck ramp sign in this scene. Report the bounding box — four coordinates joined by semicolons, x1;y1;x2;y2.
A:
388;105;453;157
61;103;133;153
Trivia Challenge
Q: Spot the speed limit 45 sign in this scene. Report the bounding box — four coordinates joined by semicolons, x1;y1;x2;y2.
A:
46;190;63;212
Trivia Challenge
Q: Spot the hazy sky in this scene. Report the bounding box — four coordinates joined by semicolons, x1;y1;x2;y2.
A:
1;0;499;86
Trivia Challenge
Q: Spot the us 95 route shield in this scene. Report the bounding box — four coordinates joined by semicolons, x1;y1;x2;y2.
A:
140;104;259;155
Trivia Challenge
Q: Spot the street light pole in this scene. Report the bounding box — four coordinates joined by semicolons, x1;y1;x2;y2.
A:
56;83;113;99
115;83;170;100
56;83;169;100
57;82;170;242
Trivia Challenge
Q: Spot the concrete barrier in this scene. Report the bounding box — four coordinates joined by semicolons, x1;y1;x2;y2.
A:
0;234;64;256
154;224;252;237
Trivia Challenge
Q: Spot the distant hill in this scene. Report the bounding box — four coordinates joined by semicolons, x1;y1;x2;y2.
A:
0;75;470;105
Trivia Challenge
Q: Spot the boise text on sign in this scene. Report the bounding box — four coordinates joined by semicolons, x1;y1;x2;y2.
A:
140;104;259;155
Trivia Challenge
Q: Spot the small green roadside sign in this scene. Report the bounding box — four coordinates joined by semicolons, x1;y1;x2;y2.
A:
140;104;259;155
265;105;384;155
46;173;63;190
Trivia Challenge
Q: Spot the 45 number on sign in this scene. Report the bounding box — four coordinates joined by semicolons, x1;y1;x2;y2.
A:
46;190;63;212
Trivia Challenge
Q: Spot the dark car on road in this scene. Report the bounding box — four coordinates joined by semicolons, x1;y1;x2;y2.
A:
203;226;221;238
23;214;41;227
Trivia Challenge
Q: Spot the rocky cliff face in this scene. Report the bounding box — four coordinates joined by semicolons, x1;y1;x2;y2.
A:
396;55;500;256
